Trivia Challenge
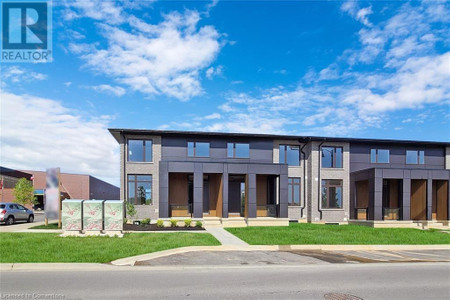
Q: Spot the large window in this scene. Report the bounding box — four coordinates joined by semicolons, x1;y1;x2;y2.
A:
128;175;152;205
227;143;250;158
128;140;152;162
322;147;343;168
187;142;210;157
321;179;343;209
406;150;425;164
370;149;389;163
288;178;301;206
279;145;300;166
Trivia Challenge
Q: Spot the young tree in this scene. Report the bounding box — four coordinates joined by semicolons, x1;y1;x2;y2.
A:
13;178;37;206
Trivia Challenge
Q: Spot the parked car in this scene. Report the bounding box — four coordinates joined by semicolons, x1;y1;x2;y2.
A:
0;203;34;225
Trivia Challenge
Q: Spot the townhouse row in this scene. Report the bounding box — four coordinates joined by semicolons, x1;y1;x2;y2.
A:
109;129;450;226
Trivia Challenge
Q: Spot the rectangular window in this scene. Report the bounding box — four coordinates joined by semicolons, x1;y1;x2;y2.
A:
288;178;301;206
370;149;389;163
406;150;425;165
127;175;152;205
227;143;250;158
321;179;343;209
128;140;152;162
279;145;300;166
321;147;343;168
187;142;210;157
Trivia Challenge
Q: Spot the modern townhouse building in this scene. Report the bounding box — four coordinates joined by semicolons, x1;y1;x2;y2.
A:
109;129;450;227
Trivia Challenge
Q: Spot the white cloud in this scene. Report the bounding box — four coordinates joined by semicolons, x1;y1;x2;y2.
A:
0;91;119;185
64;0;127;24
204;113;221;120
2;66;47;84
205;65;224;79
68;5;222;101
341;1;373;27
88;84;126;97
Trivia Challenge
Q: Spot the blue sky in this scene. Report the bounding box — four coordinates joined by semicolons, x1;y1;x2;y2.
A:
1;0;449;184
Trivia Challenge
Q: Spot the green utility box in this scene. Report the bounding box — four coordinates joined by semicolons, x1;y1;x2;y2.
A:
104;200;124;231
62;199;84;231
83;200;104;231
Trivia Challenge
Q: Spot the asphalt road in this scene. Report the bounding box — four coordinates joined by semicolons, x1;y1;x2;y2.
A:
1;263;449;299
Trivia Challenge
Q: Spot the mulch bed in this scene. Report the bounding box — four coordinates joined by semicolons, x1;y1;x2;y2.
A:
123;224;205;231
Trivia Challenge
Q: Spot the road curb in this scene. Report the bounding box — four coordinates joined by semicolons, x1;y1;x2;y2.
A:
110;244;450;266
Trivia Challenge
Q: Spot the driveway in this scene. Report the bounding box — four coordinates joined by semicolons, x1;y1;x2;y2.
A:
135;249;450;266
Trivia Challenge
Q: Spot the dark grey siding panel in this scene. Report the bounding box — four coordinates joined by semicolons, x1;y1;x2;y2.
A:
161;137;273;163
350;144;446;173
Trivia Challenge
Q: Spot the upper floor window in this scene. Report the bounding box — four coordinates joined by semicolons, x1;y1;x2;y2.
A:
406;150;425;164
370;149;389;163
227;143;250;158
288;178;301;206
128;139;152;162
187;142;210;157
279;145;300;166
321;179;343;209
322;147;343;168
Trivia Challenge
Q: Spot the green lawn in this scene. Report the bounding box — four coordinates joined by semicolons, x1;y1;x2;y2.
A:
226;223;450;245
0;233;220;263
29;223;59;230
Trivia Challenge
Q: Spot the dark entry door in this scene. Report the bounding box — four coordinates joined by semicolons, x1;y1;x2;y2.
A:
228;181;241;213
411;179;427;220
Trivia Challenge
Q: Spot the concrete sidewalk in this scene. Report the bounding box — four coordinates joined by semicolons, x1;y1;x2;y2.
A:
205;226;249;246
0;221;46;232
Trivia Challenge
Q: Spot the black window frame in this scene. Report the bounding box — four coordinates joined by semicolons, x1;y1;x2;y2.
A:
370;149;390;164
279;145;301;166
127;139;153;162
288;177;301;206
227;142;250;158
187;141;210;157
321;179;343;209
321;146;343;168
127;174;153;205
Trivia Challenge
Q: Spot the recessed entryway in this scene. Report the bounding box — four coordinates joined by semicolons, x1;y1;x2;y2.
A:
410;179;427;221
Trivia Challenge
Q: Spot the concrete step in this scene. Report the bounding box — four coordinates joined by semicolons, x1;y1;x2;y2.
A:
203;217;222;226
221;217;247;228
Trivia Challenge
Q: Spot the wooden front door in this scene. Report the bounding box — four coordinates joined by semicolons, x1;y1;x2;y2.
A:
410;179;427;221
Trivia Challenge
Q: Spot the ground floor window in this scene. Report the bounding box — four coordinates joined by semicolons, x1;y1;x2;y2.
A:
128;175;152;205
288;177;301;206
321;179;342;209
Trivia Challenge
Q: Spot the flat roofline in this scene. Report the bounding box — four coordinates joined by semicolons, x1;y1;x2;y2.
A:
108;128;450;146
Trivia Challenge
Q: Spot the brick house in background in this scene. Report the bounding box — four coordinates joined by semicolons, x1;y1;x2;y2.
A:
0;167;33;206
0;167;119;209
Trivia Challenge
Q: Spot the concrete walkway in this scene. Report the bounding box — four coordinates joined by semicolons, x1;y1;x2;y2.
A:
204;226;249;246
0;221;46;232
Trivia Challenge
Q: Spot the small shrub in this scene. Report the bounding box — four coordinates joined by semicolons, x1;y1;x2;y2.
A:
141;218;151;225
156;219;164;228
126;203;137;219
170;219;178;227
184;219;192;227
195;221;203;228
123;218;128;224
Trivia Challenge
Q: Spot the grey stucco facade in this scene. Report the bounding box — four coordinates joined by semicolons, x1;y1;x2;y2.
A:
110;128;450;224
